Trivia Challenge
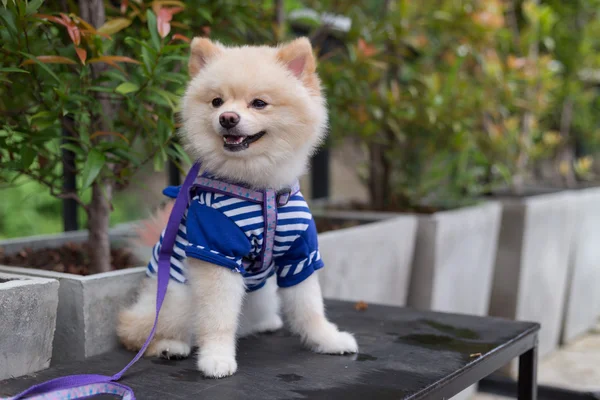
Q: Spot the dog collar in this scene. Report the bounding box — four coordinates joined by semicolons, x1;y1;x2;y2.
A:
191;176;300;207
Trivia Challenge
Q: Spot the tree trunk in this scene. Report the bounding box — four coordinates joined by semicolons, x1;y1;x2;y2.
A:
79;0;112;273
367;0;394;211
274;0;285;41
557;96;576;188
78;0;105;28
368;143;389;210
512;0;539;194
88;183;112;273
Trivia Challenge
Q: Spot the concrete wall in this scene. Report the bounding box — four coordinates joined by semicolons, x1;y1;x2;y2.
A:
489;192;576;358
318;216;417;306
562;187;600;343
0;265;145;363
408;202;502;316
0;272;59;379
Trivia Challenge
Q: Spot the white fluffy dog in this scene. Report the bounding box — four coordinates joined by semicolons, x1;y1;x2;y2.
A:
117;37;358;379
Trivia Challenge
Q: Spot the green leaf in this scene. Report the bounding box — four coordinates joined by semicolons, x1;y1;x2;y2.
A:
25;0;44;15
60;143;82;154
115;82;139;95
20;147;35;169
88;86;117;93
81;150;105;190
146;10;160;50
0;67;30;74
16;0;26;16
197;8;213;23
140;45;153;74
162;55;189;63
97;17;132;35
153;150;165;171
169;142;191;165
110;147;141;165
31;110;54;120
157;71;186;84
0;7;18;36
149;87;179;110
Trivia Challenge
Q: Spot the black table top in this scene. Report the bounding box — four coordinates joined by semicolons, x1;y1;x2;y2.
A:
1;300;539;400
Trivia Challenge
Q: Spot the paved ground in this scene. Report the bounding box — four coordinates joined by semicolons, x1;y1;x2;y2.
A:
473;395;511;400
537;327;600;392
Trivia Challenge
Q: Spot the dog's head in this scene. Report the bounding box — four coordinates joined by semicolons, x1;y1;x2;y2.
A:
180;37;328;189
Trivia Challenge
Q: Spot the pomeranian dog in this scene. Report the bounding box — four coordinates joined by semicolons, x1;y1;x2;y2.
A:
117;37;358;378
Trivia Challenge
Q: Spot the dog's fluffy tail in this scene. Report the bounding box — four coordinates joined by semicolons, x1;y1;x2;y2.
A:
132;201;174;247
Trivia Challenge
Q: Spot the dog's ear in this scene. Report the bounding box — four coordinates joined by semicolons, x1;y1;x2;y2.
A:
189;37;222;77
277;37;319;90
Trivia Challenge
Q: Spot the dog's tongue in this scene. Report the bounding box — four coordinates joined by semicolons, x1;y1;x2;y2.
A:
224;135;244;145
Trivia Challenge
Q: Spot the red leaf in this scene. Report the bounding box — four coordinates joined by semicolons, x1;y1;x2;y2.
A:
156;7;184;38
68;25;81;46
90;131;130;143
60;14;81;46
34;14;65;26
120;0;128;14
21;56;77;65
87;58;126;73
75;47;87;64
73;16;110;39
357;38;378;58
157;8;172;38
168;7;184;16
171;33;190;43
37;13;81;45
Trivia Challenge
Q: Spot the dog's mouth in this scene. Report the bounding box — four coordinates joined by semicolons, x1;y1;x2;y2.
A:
222;131;266;152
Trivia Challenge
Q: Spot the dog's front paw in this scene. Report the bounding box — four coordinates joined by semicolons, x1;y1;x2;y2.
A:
197;354;238;378
305;324;358;355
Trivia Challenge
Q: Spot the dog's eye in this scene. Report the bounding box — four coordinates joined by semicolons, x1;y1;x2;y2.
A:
211;98;224;108
250;99;268;109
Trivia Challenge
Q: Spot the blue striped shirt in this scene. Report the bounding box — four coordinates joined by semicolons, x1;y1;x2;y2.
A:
146;187;323;291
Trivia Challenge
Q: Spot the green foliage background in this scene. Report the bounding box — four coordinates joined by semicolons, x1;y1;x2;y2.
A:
2;0;600;237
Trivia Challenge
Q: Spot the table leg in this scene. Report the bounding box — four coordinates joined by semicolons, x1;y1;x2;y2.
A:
518;346;538;400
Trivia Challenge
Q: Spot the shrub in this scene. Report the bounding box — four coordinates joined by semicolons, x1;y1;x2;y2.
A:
0;0;275;272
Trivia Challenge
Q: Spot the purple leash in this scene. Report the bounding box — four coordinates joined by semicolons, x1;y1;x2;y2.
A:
4;163;202;400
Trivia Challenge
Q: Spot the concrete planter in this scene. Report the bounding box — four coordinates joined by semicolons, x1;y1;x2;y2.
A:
315;211;418;306
562;186;600;343
407;202;502;316
313;201;501;314
489;191;576;358
0;272;59;380
0;226;147;364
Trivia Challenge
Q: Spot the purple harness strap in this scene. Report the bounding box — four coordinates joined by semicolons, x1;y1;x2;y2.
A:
4;163;300;400
4;163;201;400
191;176;300;272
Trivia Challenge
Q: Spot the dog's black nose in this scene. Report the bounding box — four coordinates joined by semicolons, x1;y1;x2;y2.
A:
219;112;240;129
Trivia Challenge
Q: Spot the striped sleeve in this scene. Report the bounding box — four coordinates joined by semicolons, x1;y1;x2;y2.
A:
145;214;189;283
274;217;324;288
